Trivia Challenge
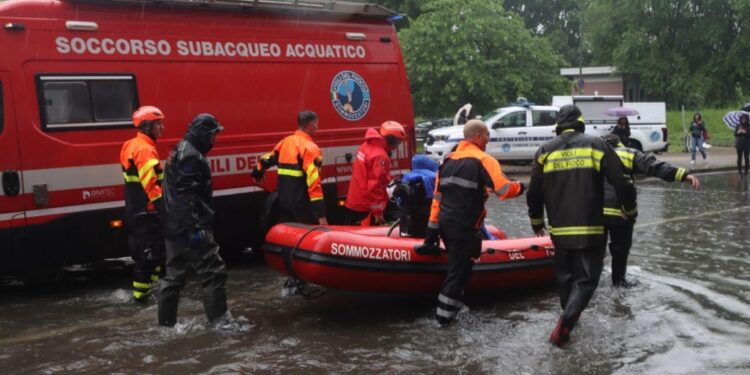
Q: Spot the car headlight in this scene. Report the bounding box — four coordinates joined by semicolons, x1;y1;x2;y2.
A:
432;135;449;142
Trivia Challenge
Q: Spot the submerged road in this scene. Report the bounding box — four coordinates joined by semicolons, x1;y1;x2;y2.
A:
1;170;749;373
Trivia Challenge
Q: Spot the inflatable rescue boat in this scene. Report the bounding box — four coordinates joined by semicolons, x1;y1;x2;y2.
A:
263;223;555;294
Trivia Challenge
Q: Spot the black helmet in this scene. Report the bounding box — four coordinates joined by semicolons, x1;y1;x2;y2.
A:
556;105;585;134
602;133;622;147
188;113;223;136
186;113;223;154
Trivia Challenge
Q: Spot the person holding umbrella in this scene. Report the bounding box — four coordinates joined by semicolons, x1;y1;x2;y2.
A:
734;113;750;176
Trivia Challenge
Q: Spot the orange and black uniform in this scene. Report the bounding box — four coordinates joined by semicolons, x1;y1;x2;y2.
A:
256;130;325;223
429;140;523;324
120;132;165;300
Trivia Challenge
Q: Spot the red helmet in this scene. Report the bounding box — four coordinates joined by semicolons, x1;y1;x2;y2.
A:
132;105;164;128
379;121;405;140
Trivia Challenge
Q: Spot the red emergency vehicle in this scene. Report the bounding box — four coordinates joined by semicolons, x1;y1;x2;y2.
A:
0;0;415;273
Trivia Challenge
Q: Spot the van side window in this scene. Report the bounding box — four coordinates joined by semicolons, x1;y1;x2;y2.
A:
533;110;558;126
37;75;137;130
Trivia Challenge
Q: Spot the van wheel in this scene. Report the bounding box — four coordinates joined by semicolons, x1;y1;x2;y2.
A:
628;139;643;151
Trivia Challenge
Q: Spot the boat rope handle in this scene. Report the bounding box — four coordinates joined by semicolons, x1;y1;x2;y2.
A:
386;218;401;237
284;225;327;282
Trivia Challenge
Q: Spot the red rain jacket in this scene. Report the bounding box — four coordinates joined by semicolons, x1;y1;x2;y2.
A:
345;128;392;216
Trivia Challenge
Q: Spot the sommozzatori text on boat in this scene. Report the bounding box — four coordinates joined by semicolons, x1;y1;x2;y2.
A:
262;223;556;294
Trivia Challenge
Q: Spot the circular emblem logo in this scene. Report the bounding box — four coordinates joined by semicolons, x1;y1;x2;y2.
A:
330;71;371;121
501;143;512;152
650;131;660;142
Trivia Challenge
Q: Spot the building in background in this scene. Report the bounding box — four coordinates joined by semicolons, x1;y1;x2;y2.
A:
560;66;646;102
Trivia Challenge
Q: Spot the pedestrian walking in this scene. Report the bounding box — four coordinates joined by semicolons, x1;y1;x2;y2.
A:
251;111;327;225
689;112;708;164
158;114;229;327
119;105;166;302
422;119;524;325
527;105;637;347
734;113;750;176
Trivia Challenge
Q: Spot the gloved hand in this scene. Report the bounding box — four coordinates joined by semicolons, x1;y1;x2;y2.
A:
250;168;265;183
190;230;204;249
517;181;526;195
415;227;441;255
423;227;439;246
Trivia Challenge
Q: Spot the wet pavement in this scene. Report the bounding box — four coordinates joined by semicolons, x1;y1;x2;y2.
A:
2;165;750;373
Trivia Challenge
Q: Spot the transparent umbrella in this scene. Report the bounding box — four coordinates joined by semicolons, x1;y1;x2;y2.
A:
603;106;640;117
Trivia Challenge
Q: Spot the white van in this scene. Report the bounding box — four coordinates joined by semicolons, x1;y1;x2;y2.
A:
552;95;668;152
424;103;558;161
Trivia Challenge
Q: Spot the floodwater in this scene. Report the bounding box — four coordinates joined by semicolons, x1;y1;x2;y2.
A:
2;171;749;374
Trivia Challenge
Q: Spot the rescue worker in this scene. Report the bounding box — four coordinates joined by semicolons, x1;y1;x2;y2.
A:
602;134;700;287
422;120;524;325
393;155;439;238
251;111;327;225
526;105;637;347
158;114;229;327
345;121;406;225
119;105;166;302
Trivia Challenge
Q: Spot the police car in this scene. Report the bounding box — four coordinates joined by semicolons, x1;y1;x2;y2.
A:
424;102;559;161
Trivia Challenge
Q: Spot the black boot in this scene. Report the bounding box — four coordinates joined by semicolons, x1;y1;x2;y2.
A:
203;286;228;323
158;291;179;327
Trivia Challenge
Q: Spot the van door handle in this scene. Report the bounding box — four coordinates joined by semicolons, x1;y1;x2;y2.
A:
2;170;20;196
518;131;527;135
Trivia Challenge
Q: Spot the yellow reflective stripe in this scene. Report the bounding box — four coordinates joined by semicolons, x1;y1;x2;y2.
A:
603;207;624;216
133;290;146;299
123;172;140;183
149;194;163;203
530;217;545;225
549;226;604;236
278;168;304;177
543;147;603;173
150;274;160;282
616;150;634;169
544;158;595;173
157;172;164;181
537;152;549;165
133;281;151;289
310;197;324;202
138;159;160;179
623;205;638;216
675;168;686;181
306;163;319;187
154;266;161;273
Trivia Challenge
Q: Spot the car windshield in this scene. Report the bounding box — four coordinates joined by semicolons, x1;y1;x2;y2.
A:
480;109;504;121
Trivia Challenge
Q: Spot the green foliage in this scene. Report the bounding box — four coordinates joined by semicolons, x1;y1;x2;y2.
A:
502;0;591;66
587;0;750;108
398;0;567;118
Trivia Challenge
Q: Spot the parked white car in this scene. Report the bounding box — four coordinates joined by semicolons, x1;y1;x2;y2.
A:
424;104;559;161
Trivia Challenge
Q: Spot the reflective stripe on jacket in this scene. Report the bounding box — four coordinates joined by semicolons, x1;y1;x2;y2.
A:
345;128;392;215
120;132;163;219
428;140;522;231
603;142;688;224
257;130;325;219
527;130;637;249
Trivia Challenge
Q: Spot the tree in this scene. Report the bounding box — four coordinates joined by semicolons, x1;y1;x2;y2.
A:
398;0;567;118
587;0;750;108
502;0;592;67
